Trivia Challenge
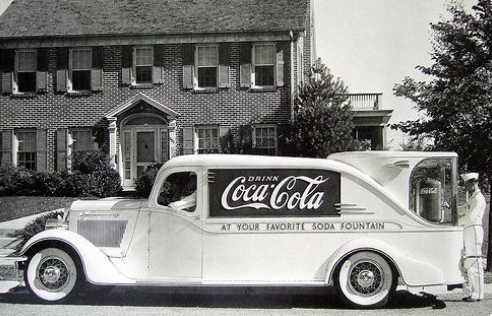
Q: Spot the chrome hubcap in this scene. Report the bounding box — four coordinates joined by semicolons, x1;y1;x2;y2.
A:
349;261;382;296
38;258;69;290
357;270;375;288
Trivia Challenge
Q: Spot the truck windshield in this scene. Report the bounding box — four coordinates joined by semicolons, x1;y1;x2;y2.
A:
409;158;457;225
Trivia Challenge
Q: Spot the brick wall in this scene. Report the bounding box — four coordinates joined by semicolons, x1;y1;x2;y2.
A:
0;41;294;171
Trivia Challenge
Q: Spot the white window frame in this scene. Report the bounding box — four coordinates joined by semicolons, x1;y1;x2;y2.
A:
14;49;37;94
195;126;219;154
252;125;277;156
133;46;153;85
70;128;96;153
16;130;37;171
252;43;276;88
69;48;92;92
195;44;219;89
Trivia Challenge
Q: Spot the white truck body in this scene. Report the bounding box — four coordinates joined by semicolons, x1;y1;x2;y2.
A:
20;152;464;308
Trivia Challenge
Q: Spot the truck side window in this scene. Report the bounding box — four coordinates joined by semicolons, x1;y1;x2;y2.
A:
158;172;197;212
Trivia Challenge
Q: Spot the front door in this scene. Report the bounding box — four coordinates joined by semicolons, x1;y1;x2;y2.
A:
122;127;169;188
136;131;155;179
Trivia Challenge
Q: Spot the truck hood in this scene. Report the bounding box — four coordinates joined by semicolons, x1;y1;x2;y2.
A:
69;198;147;212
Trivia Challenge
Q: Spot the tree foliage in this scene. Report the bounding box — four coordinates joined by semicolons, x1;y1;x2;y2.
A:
391;0;492;269
291;59;359;158
393;0;492;171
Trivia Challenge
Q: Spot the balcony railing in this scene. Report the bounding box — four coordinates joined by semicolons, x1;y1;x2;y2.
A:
348;93;382;110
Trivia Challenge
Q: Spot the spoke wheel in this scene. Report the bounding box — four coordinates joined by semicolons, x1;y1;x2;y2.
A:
25;248;80;302
335;252;396;308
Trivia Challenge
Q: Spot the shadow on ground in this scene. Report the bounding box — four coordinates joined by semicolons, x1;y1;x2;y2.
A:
0;286;446;310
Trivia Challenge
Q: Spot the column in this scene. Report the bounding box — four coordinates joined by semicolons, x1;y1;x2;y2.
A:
108;117;118;170
169;120;177;158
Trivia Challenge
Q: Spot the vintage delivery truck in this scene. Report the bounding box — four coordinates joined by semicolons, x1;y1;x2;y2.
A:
18;151;464;308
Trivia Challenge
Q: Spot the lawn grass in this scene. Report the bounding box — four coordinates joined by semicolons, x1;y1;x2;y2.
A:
0;196;78;222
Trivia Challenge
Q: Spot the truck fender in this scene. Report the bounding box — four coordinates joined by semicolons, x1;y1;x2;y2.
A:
20;229;135;285
324;238;444;287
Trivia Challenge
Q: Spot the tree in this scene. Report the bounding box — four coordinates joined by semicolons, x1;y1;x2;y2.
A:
290;59;359;158
391;0;492;269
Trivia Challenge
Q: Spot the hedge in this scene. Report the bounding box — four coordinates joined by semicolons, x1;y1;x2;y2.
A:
0;151;122;198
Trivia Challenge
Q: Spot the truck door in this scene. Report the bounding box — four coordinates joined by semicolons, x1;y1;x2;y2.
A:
148;168;203;281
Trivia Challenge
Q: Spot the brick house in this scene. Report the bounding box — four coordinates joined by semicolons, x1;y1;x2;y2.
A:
0;0;315;188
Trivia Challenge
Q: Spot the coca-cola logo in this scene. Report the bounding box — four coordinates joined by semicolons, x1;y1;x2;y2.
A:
210;169;341;218
420;187;438;195
221;176;327;211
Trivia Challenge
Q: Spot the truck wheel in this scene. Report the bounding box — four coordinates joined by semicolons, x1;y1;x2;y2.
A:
334;252;396;309
25;248;80;302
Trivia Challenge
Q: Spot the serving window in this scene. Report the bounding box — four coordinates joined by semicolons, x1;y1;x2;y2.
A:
409;158;457;224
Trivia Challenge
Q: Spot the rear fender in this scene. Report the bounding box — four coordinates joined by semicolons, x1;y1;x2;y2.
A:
21;229;135;285
325;238;444;286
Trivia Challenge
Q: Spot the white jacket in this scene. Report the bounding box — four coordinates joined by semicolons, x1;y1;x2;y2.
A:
458;190;486;228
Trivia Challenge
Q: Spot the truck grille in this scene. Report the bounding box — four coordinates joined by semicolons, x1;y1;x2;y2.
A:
77;220;128;248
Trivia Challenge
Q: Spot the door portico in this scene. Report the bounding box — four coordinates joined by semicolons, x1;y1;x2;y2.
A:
105;93;179;189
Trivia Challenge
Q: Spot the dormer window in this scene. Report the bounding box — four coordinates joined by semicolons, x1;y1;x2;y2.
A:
15;50;37;93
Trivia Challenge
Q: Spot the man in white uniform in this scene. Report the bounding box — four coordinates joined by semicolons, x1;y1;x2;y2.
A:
458;172;486;302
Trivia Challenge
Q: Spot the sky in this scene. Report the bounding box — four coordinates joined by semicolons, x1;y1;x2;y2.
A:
313;0;477;147
0;0;478;148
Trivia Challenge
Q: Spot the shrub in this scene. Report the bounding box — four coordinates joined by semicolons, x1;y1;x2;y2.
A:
0;165;37;196
71;150;122;197
32;172;64;196
135;162;163;198
0;150;122;198
8;210;63;252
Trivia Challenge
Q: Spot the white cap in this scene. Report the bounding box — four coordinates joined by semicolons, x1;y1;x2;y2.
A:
461;173;479;182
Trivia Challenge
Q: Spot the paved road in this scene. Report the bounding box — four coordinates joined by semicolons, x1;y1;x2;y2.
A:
0;287;491;316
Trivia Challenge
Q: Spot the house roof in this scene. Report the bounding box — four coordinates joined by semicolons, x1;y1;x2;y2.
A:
0;0;310;39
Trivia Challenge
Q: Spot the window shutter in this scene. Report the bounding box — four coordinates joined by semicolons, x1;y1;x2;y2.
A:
1;49;14;94
218;43;230;88
1;130;13;165
276;45;285;87
121;46;132;86
240;43;252;88
182;65;193;90
36;48;48;92
92;46;104;69
153;45;164;84
218;65;230;88
240;64;251;88
90;69;103;91
36;72;47;93
182;127;194;155
36;129;48;172
56;70;68;93
182;44;194;89
56;48;69;92
2;72;12;94
91;47;104;91
57;129;67;171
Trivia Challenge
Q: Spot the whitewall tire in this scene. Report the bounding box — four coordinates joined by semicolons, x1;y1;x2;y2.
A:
25;248;80;302
334;252;396;309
